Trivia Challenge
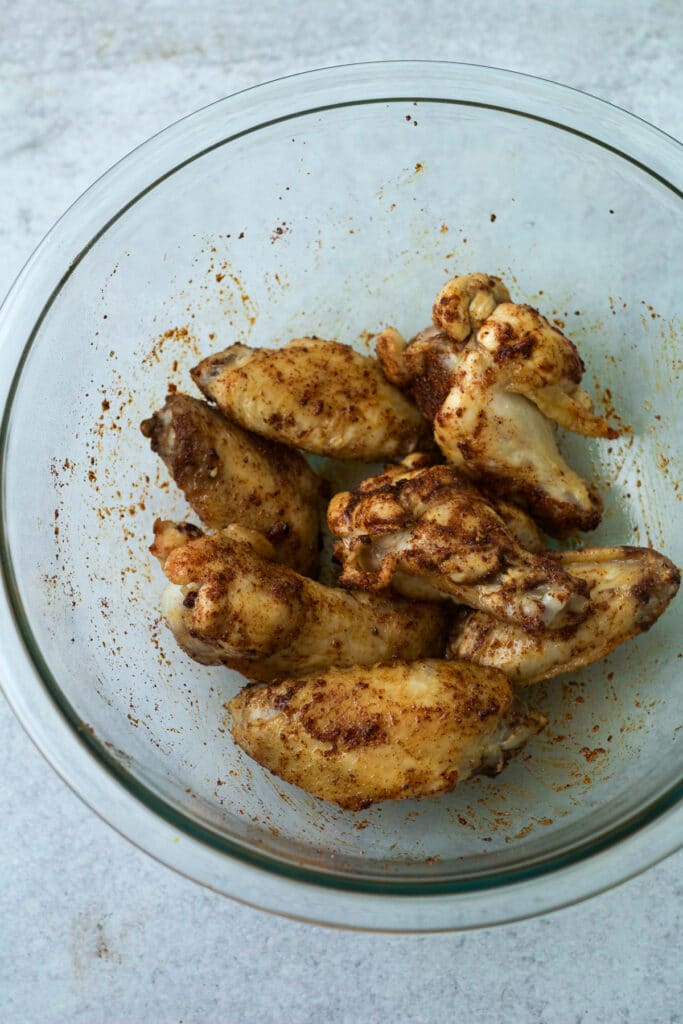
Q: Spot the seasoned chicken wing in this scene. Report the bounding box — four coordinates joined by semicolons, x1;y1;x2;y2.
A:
376;292;620;535
141;393;321;575
152;520;448;682
328;461;589;632
229;659;546;809
449;546;680;685
191;337;431;461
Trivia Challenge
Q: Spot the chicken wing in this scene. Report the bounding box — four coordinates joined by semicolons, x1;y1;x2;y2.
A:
152;520;448;682
449;546;680;685
328;461;589;632
377;290;620;535
191;337;431;461
229;659;546;809
141;393;322;575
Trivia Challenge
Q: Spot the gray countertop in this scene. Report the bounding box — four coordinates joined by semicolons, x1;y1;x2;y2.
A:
1;2;682;1021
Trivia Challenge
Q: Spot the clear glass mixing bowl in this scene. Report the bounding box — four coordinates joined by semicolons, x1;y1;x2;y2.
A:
1;62;681;931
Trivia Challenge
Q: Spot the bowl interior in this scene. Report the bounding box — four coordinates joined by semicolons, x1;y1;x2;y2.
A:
3;74;682;891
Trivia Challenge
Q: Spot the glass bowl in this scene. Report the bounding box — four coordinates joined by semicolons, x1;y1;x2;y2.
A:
1;62;681;932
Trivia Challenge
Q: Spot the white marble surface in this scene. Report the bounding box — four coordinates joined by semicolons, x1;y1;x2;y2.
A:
2;2;682;1021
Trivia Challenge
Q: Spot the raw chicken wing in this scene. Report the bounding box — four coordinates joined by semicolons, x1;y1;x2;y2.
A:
191;337;431;461
141;393;321;575
328;460;589;632
377;289;620;535
152;520;448;682
229;659;547;809
449;546;680;685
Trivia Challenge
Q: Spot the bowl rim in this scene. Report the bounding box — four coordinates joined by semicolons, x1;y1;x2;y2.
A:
1;59;682;931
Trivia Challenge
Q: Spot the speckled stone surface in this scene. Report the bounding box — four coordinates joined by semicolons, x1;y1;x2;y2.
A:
1;3;682;1022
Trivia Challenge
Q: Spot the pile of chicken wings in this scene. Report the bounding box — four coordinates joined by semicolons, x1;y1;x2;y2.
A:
141;273;679;810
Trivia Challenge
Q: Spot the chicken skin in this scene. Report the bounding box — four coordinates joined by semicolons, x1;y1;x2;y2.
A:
376;283;619;535
432;272;511;341
229;659;547;809
141;393;321;575
449;546;680;685
152;520;448;682
191;337;431;461
376;273;511;406
328;460;589;632
375;272;510;417
491;496;546;554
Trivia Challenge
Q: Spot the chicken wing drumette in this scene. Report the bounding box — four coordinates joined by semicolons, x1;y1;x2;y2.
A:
328;459;589;632
449;546;680;685
229;659;546;809
376;277;619;535
191;336;431;461
141;393;322;575
152;520;448;682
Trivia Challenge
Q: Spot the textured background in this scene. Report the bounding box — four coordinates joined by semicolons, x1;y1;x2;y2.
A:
1;2;682;1022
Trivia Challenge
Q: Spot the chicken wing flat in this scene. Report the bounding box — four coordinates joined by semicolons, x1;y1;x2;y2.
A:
449;546;680;685
191;337;431;461
229;659;547;809
141;393;321;575
328;461;589;632
376;283;620;535
152;520;448;682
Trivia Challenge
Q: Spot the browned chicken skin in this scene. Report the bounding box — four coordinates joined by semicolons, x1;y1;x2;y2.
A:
191;337;431;461
141;393;321;575
449;546;680;685
376;275;619;535
328;460;589;632
152;520;448;682
229;659;547;809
